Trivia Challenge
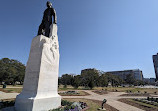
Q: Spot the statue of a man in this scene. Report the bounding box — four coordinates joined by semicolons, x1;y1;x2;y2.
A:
38;1;57;37
102;99;107;109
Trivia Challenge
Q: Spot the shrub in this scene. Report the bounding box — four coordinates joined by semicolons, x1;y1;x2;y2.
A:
51;100;78;111
156;98;158;103
147;97;150;101
144;91;147;94
154;91;157;94
61;100;73;106
88;81;94;89
63;85;67;88
64;105;76;111
82;87;91;90
151;97;154;101
0;100;15;109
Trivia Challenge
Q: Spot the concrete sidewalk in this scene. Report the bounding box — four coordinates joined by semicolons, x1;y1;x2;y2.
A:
0;90;145;111
0;91;18;100
63;90;145;111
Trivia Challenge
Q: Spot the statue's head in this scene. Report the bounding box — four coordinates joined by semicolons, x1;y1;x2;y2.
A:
47;1;52;8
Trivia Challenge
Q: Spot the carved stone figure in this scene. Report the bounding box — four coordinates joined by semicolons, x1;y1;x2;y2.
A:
38;1;57;37
102;99;107;109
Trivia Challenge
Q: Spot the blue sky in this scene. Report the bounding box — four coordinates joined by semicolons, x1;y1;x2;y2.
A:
0;0;158;78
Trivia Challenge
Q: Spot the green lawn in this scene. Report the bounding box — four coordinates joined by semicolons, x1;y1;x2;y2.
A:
59;91;89;96
0;88;22;93
0;85;23;88
63;98;100;111
129;99;158;109
94;87;158;94
1;85;158;95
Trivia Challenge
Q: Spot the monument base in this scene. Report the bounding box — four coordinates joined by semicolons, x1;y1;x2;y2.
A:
15;24;61;111
15;95;61;111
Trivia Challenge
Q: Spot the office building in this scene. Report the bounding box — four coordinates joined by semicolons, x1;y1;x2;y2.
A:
143;78;155;84
106;69;143;81
153;53;158;80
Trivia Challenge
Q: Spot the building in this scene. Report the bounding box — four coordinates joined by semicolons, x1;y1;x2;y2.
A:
143;78;155;84
143;78;150;83
153;53;158;80
106;69;143;81
150;78;156;84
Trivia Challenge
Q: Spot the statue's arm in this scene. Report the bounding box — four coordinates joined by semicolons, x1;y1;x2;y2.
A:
53;8;57;24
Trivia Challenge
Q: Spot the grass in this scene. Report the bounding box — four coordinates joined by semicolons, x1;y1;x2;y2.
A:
0;88;22;93
1;85;158;95
0;85;23;88
59;91;89;96
1;98;99;111
119;98;158;111
94;87;140;92
63;98;100;111
63;98;118;111
79;91;89;96
58;85;88;91
94;87;158;94
129;99;158;109
0;99;15;109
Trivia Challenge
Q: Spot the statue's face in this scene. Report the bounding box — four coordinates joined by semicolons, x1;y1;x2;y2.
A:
47;1;52;8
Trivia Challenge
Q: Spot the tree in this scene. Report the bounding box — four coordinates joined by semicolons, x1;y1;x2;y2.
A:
88;80;95;89
104;73;123;87
97;74;108;87
134;80;145;86
125;74;136;85
80;68;99;87
58;69;124;88
60;74;74;86
72;75;81;89
0;58;25;85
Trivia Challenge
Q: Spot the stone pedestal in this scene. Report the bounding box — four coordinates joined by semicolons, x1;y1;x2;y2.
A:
15;24;61;111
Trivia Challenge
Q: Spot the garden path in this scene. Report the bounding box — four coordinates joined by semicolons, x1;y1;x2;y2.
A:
0;90;147;111
63;90;145;111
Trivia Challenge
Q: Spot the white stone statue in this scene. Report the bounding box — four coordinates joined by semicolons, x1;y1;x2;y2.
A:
15;24;61;111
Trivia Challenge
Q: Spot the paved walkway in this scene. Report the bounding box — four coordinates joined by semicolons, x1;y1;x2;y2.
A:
63;90;145;111
0;90;146;111
0;91;18;100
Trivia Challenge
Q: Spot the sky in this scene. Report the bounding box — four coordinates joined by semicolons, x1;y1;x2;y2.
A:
0;0;158;78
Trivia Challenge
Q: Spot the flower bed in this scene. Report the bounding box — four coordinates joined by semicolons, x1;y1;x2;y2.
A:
50;100;88;111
